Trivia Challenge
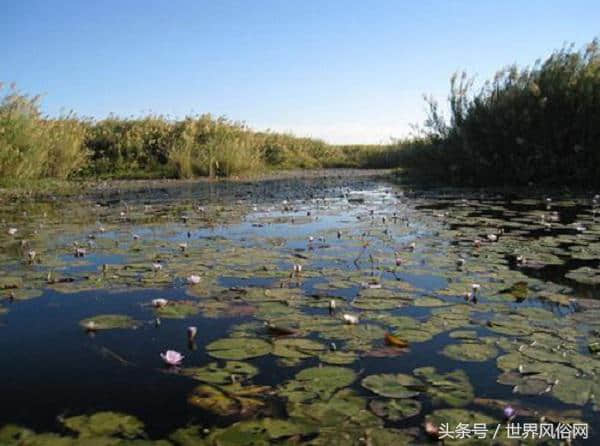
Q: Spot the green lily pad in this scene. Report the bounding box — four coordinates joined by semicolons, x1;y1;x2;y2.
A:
181;361;258;384
369;398;421;421
155;301;200;319
206;338;272;360
187;382;273;416
318;350;358;365
413;367;474;407
441;342;498;362
272;338;326;359
280;366;357;402
361;373;423;398
78;314;138;330
413;296;447;307
62;411;144;438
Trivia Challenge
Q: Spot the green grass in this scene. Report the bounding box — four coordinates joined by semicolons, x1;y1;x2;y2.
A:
4;38;599;188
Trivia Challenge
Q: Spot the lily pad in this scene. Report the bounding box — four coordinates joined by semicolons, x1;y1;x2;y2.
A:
280;366;357;402
155;301;200;319
78;314;138;330
441;342;498;362
272;338;326;360
206;338;272;360
369;399;421;421
361;373;423;398
62;411;144;438
181;361;258;384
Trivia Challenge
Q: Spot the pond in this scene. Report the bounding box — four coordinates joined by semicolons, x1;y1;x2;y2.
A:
0;171;599;445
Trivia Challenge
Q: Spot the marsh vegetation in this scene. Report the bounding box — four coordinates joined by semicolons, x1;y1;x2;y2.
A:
1;172;600;444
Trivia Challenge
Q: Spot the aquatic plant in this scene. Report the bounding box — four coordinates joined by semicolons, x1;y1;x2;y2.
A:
160;350;184;366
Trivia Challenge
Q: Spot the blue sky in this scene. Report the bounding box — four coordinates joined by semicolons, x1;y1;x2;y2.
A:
2;1;599;143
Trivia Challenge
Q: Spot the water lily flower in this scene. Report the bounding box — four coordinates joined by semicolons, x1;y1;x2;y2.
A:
474;239;481;248
187;275;201;284
179;243;188;251
160;350;184;366
74;247;86;257
152;298;168;308
425;421;439;438
395;256;402;266
152;262;163;271
308;236;314;242
83;320;97;332
503;406;516;419
8;228;17;236
329;299;336;313
133;234;140;240
27;250;37;263
408;242;416;251
187;326;198;341
487;234;498;242
343;314;359;325
472;283;481;293
293;264;302;274
99;226;106;232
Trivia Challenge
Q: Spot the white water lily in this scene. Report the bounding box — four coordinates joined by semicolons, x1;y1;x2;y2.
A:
343;314;359;325
487;234;498;242
179;243;188;251
152;298;168;308
160;350;184;366
152;262;163;271
187;275;201;284
8;228;17;236
83;320;97;331
74;247;87;257
474;239;481;247
27;250;37;262
472;283;481;293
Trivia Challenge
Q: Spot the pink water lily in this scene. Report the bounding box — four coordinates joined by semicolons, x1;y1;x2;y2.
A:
160;350;184;366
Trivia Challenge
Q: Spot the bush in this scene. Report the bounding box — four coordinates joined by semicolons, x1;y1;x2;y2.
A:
399;38;600;186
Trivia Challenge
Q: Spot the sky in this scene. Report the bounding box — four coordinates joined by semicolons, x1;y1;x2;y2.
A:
2;1;599;144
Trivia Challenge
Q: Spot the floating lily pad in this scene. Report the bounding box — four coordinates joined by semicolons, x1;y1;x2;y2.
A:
318;350;358;365
413;296;447;307
441;342;498;362
413;367;474;407
78;314;138;330
361;373;423;398
272;338;326;359
155;301;200;319
369;399;421;421
280;366;357;402
62;411;144;438
206;338;272;360
187;382;273;416
181;361;258;384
